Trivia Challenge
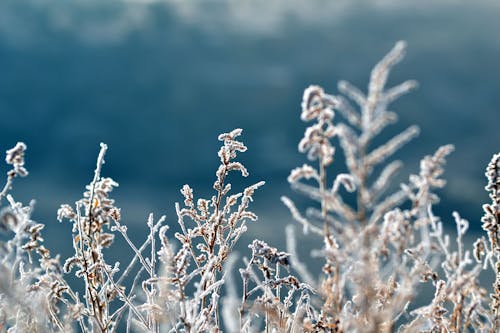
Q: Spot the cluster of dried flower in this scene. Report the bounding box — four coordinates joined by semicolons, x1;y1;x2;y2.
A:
0;42;499;332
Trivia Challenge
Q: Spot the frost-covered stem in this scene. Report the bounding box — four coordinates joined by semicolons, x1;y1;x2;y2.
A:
113;220;152;276
214;299;220;330
82;143;109;332
116;235;153;286
175;203;203;270
101;267;149;332
87;143;107;230
452;294;464;333
285;225;316;286
204;165;227;310
210;166;227;253
333;264;341;314
47;296;65;332
319;160;333;246
59;278;87;332
275;262;281;301
239;255;255;331
239;272;250;332
0;172;14;203
429;208;450;260
239;277;248;331
1;143;28;202
148;214;159;333
357;145;368;225
177;275;190;333
76;203;101;331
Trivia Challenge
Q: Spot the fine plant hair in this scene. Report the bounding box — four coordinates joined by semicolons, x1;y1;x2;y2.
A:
0;41;499;332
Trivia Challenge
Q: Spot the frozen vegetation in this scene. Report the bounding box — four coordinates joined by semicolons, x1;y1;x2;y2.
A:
0;42;499;332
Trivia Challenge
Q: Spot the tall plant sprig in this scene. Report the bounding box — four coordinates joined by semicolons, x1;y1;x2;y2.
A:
57;143;144;333
1;143;86;333
57;145;178;333
169;128;264;331
281;41;419;329
479;153;500;330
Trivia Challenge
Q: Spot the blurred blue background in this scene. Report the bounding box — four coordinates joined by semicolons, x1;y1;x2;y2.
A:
1;0;500;259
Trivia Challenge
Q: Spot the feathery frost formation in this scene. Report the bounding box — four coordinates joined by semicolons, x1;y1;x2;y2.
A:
0;42;499;332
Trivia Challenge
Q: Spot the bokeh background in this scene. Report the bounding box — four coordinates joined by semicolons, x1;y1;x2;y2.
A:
1;0;500;263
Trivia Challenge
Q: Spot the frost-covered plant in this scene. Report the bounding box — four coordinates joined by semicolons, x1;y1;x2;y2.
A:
0;143;83;332
479;153;500;328
0;41;499;333
281;41;499;332
159;128;265;331
55;129;264;332
57;143;134;332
